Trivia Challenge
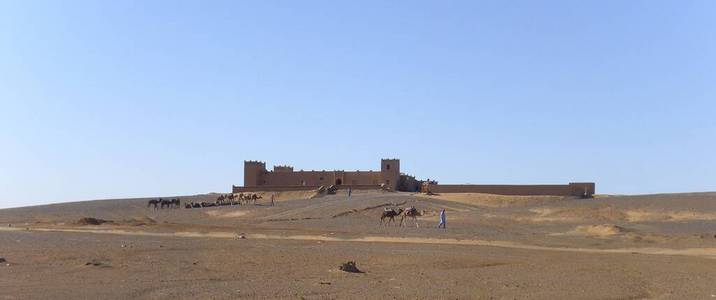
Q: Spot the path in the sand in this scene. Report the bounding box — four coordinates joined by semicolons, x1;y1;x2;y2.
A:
2;226;716;259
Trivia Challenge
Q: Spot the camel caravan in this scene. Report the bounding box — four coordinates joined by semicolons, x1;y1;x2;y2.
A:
147;198;181;210
379;206;423;227
184;193;263;209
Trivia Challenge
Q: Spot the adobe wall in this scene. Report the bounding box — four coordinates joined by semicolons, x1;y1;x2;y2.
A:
232;184;383;193
568;182;595;196
238;159;595;196
262;171;333;186
344;171;382;185
424;182;595;197
242;160;393;187
257;170;382;187
399;174;421;192
232;185;320;193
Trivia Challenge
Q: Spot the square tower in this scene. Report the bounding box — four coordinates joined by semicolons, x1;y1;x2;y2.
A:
380;158;400;190
244;161;266;187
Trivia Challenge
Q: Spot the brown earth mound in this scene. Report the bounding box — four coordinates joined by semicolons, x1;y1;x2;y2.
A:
75;217;112;226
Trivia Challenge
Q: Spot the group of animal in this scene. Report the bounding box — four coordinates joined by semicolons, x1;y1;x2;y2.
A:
146;198;181;210
379;206;422;227
184;193;263;208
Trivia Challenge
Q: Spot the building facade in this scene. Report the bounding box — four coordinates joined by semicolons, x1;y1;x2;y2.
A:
235;158;594;197
242;159;408;191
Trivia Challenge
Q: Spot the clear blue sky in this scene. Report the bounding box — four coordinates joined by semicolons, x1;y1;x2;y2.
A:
1;1;715;208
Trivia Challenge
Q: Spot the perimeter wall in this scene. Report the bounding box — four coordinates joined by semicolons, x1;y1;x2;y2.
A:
423;182;595;197
232;184;383;193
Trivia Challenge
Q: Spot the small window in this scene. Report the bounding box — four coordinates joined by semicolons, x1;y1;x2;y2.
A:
386;164;390;170
386;180;390;184
320;177;324;181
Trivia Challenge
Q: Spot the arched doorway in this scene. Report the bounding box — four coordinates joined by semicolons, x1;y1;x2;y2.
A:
335;178;342;185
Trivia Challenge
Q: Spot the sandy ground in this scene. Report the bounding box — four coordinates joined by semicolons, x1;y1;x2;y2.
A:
2;191;716;299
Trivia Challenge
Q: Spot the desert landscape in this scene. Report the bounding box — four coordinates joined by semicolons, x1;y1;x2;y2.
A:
1;190;716;299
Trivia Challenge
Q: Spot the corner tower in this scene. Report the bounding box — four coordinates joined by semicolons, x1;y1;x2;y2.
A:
380;158;400;190
244;160;266;187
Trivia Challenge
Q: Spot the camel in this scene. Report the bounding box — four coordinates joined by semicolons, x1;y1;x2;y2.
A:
238;193;260;205
400;207;421;228
160;198;175;209
238;193;248;204
380;208;404;226
228;194;238;205
250;194;262;204
147;199;160;210
216;194;229;206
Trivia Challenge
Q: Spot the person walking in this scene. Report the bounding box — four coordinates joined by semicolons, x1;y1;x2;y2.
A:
270;193;275;206
347;187;352;200
437;208;446;229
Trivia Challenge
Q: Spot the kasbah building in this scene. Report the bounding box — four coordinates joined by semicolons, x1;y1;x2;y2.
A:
234;159;595;198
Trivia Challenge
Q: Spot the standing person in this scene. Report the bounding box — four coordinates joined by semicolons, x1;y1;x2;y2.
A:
437;209;446;229
270;193;275;206
347;187;352;200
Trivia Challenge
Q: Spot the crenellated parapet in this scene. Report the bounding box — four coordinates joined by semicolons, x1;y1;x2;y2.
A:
273;165;294;172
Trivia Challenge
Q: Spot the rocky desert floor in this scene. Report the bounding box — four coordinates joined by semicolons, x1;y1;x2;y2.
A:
2;190;716;299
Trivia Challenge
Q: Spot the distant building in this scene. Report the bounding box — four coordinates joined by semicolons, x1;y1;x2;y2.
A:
240;159;420;192
233;158;594;197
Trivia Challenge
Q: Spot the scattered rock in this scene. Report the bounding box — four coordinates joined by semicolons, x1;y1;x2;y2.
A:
121;244;127;248
236;233;246;239
7;224;11;227
695;234;716;239
0;257;6;263
339;261;364;273
85;259;105;267
75;217;112;226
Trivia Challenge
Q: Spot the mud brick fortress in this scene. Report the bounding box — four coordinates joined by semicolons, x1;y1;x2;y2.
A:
233;159;595;197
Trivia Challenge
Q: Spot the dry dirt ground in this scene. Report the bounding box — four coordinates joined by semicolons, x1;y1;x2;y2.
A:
2;190;716;299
